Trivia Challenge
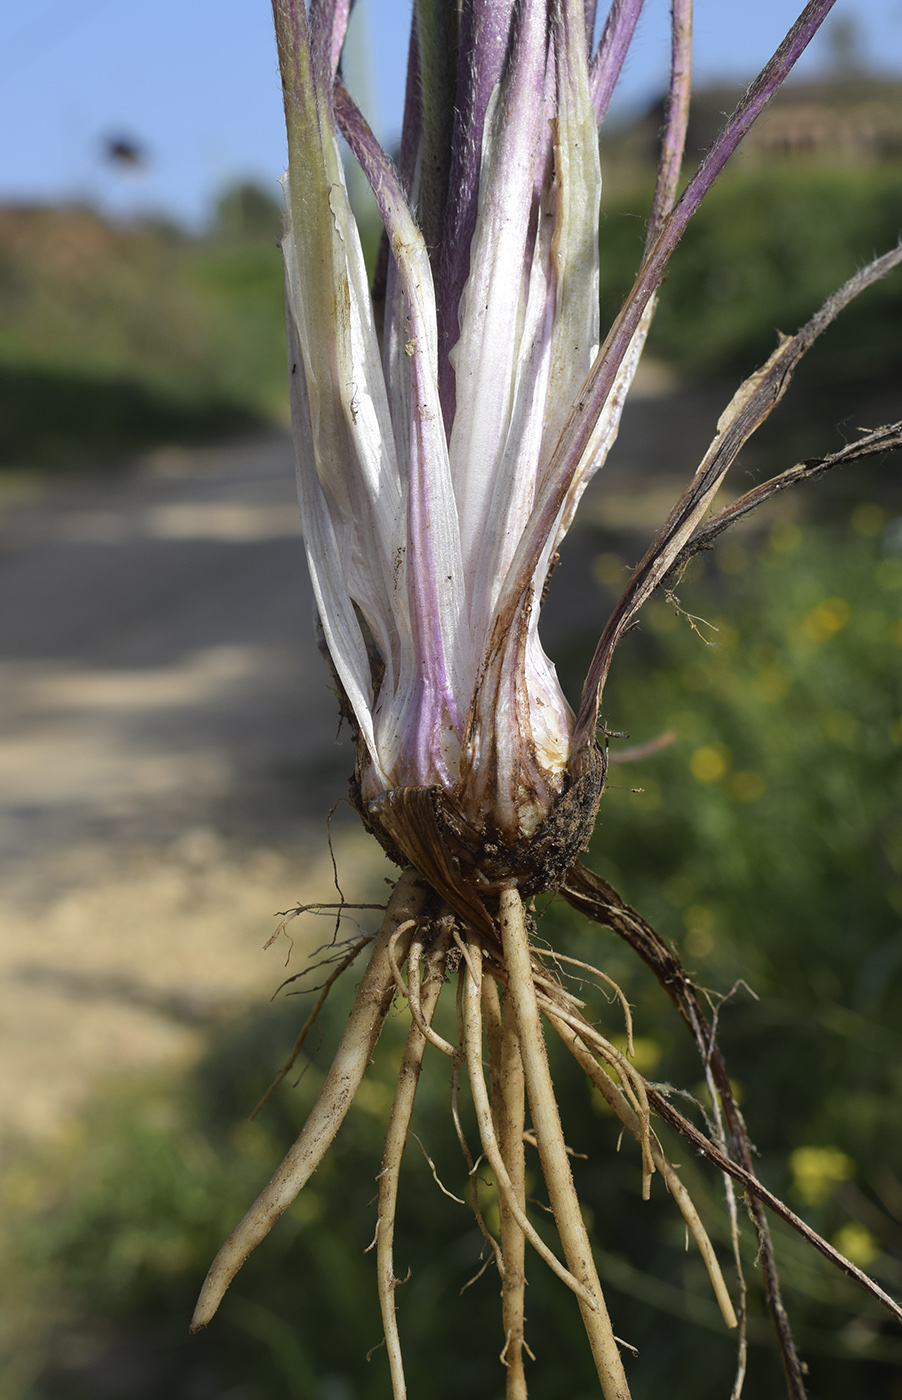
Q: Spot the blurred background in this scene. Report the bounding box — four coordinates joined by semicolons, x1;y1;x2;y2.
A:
0;2;901;1398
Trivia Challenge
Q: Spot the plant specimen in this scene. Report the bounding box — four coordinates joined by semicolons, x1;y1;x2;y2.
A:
190;1;902;1395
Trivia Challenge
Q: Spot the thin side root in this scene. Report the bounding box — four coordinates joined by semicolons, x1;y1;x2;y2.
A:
538;949;636;1059
498;887;633;1400
250;934;373;1120
404;924;460;1060
551;1011;737;1331
190;868;431;1333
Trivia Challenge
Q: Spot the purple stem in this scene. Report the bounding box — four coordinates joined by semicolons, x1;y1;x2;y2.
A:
646;0;692;244
372;10;423;344
590;0;646;126
584;0;599;49
398;7;424;199
672;0;838;237
309;0;352;78
575;0;840;740
436;0;519;434
577;240;902;758
491;0;838;745
308;0;337;91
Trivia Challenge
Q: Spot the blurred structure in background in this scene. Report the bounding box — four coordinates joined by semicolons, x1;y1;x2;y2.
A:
102;134;150;172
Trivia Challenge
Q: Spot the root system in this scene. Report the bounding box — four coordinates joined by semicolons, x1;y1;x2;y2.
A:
190;867;901;1399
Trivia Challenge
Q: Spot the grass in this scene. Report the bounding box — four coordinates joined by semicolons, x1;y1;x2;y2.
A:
1;165;900;471
598;166;902;383
0;198;287;471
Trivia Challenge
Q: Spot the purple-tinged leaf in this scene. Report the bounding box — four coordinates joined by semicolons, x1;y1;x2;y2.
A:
436;0;518;428
445;0;548;598
416;0;461;273
675;0;838;236
647;0;692;244
372;12;423;345
590;0;645;126
493;0;839;684
334;82;471;793
583;0;599;49
397;8;424;200
309;0;352;79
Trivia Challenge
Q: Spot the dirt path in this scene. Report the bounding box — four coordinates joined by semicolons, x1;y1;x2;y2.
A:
0;434;386;1150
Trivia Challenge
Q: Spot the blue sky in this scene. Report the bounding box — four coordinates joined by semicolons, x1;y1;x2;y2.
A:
2;0;901;228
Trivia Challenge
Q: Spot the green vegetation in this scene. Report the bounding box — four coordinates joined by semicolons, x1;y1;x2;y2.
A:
1;165;899;470
598;166;902;382
0;186;287;470
4;519;900;1398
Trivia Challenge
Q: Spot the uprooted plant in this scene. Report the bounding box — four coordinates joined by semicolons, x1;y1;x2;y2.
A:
189;0;902;1395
